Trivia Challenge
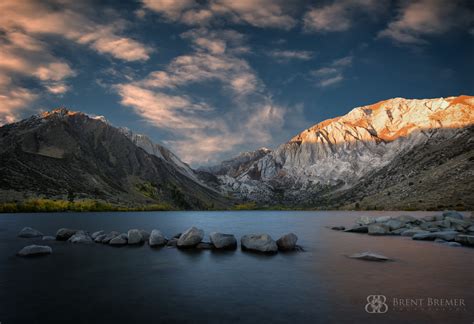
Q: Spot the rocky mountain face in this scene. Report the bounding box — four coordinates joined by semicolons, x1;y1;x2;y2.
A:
0;108;228;209
205;96;474;210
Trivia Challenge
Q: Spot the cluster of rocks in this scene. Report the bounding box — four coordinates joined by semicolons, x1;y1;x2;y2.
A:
17;226;301;256
332;211;474;248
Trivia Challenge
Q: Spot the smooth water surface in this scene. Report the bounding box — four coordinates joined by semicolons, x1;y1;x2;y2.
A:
0;211;472;323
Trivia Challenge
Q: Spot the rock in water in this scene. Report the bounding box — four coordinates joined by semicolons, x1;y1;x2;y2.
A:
139;230;150;242
276;233;298;251
442;211;463;220
412;231;459;241
368;223;390;235
68;232;93;244
127;229;143;245
455;235;474;246
109;233;128;246
94;234;107;243
241;234;278;253
177;227;204;248
209;232;237;250
385;219;405;230
196;242;214;250
42;236;56;241
18;227;43;238
166;238;178;247
17;245;52;257
331;226;346;231
101;231;120;244
349;252;391;261
375;216;392;223
149;230;167;247
56;228;78;241
91;231;105;240
401;229;429;237
355;216;375;226
344;225;369;233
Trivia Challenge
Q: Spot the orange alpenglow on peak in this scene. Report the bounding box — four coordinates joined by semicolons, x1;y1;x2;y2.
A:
290;95;474;145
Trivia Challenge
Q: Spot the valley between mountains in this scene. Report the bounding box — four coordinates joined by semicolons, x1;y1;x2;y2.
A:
1;95;473;211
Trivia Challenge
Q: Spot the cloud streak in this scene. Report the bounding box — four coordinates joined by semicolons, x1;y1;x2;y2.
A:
311;55;353;87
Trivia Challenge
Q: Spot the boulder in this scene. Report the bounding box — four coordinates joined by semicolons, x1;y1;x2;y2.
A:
422;215;436;222
395;215;418;223
368;223;390;235
139;230;150;242
276;233;298;251
149;229;167;247
241;234;278;253
442;211;463;220
17;245;52;257
68;232;93;244
331;226;346;231
196;242;214;250
109;233;128;246
94;234;107;243
385;219;405;230
209;232;237;249
349;252;391;262
56;228;78;241
42;235;56;241
355;216;375;226
412;231;460;241
375;216;392;223
344;225;368;233
446;217;471;228
166;238;178;247
401;229;429;237
91;230;105;240
390;228;406;235
455;235;474;246
127;229;143;245
101;231;120;244
468;225;474;232
173;233;182;239
177;227;204;248
18;227;43;238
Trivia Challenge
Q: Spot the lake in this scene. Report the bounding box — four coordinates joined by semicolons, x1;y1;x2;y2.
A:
0;211;473;323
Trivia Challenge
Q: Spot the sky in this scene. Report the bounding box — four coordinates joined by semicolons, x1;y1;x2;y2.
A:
0;0;473;166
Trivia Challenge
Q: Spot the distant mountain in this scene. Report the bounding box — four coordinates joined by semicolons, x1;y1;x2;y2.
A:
204;96;474;210
0;108;229;209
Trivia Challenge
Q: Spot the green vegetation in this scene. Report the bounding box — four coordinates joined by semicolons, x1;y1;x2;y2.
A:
0;198;174;213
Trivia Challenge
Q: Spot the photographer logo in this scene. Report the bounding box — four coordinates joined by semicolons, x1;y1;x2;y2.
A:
365;295;389;314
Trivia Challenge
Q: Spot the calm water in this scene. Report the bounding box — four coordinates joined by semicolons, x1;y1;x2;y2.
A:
0;211;472;324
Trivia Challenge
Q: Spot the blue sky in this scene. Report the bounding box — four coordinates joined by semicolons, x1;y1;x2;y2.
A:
0;0;473;165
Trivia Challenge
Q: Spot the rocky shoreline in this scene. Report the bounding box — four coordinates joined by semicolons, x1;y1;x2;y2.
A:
331;210;474;248
16;226;303;257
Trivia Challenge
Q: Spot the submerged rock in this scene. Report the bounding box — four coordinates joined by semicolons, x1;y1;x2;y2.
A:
209;232;237;249
42;235;56;241
149;229;167;247
401;229;429;237
177;227;204;248
276;233;298;251
18;245;52;257
196;242;214;250
127;229;142;245
349;252;391;262
241;234;278;253
412;231;459;241
344;225;369;233
56;228;78;241
18;227;43;238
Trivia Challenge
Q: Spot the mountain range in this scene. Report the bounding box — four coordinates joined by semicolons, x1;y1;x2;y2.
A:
1;95;473;210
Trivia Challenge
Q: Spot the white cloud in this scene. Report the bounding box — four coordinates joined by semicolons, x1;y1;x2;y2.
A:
269;50;314;62
116;28;298;164
303;0;386;33
378;0;473;45
141;0;296;29
311;55;353;87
